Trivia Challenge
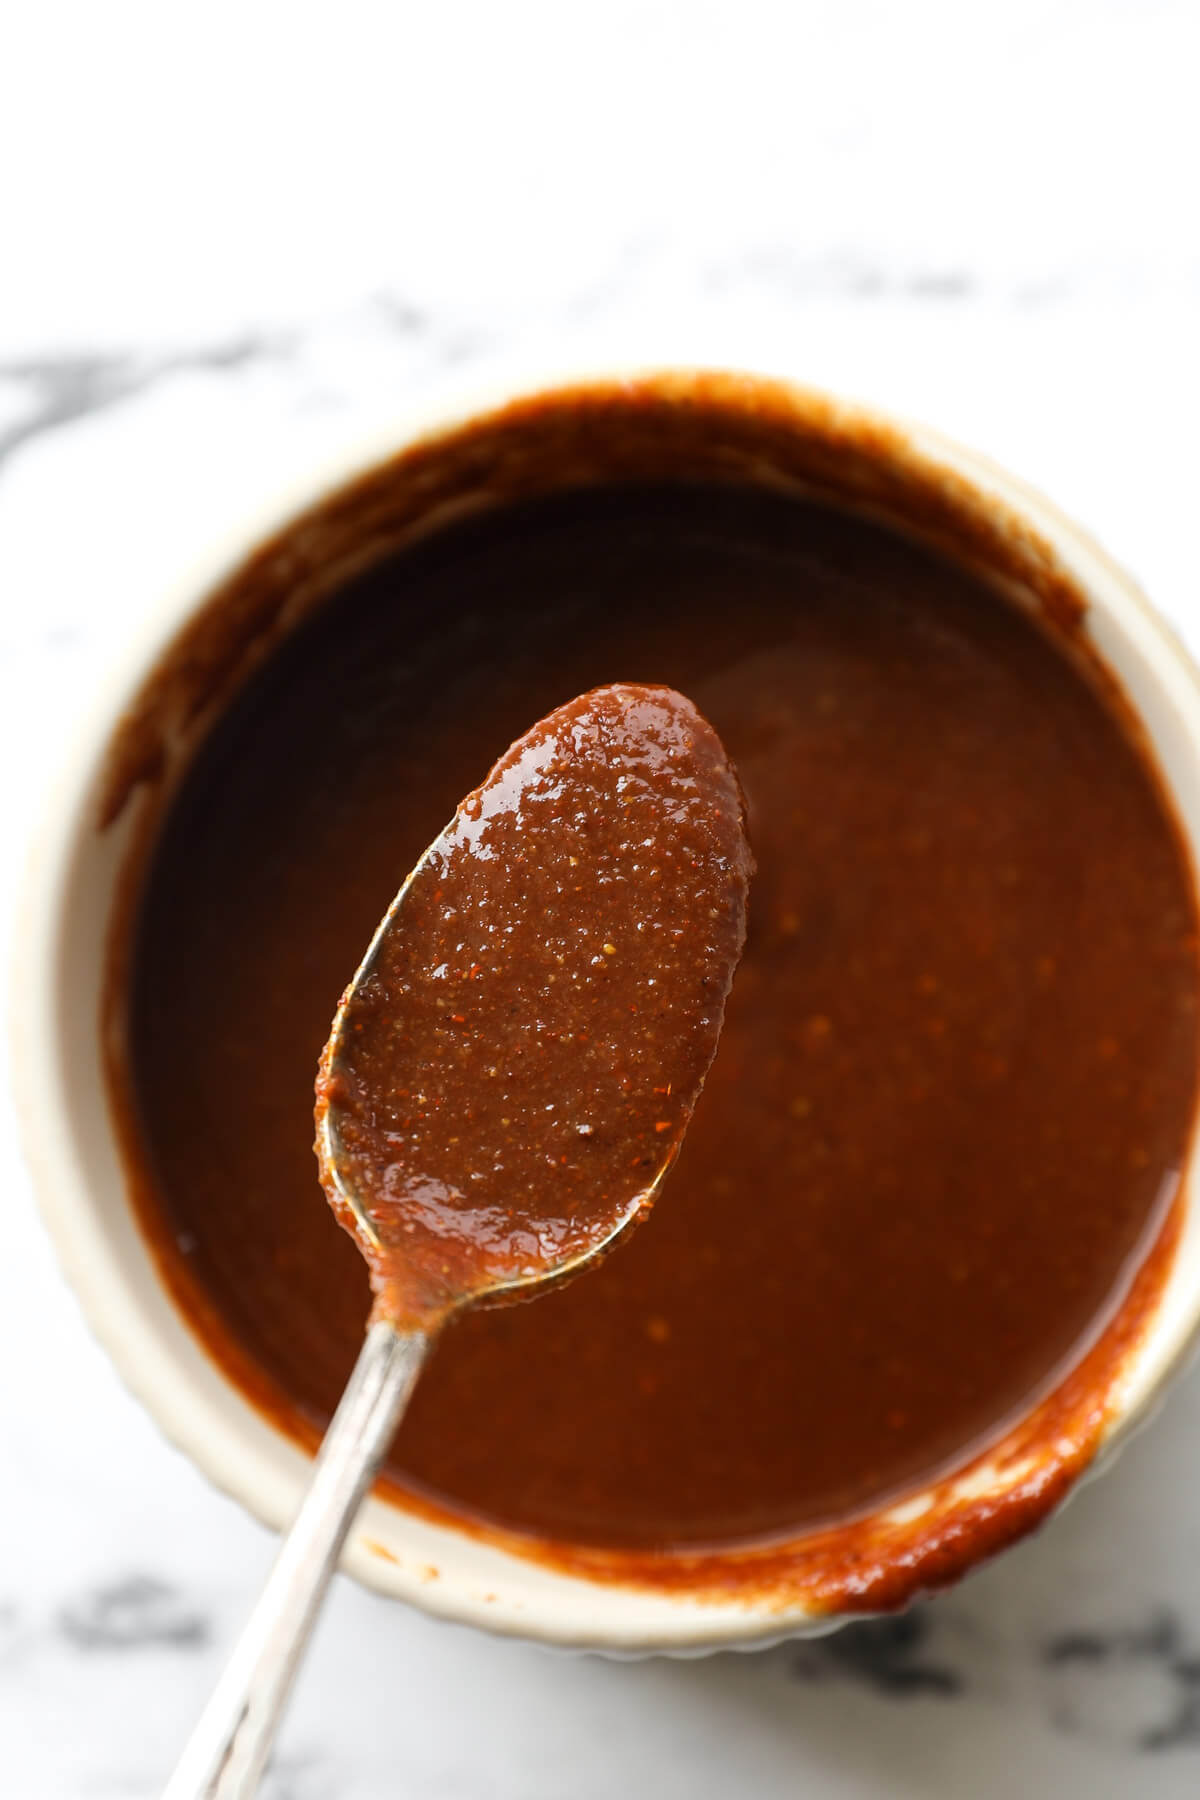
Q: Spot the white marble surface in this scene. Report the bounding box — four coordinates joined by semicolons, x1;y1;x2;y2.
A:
4;2;1200;1794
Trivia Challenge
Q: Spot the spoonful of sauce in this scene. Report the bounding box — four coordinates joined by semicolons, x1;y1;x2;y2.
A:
164;684;751;1800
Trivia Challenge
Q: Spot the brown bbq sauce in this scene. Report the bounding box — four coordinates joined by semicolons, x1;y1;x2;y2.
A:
315;683;751;1327
123;482;1200;1554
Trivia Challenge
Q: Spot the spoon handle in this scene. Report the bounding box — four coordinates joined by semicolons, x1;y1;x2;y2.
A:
162;1320;428;1800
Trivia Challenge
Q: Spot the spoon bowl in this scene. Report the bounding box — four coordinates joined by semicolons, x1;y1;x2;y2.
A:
315;681;751;1329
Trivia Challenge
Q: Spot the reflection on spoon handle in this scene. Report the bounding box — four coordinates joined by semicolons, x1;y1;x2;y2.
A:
162;1321;428;1800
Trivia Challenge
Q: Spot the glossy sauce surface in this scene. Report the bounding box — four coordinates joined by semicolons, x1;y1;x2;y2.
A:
124;484;1200;1549
316;683;750;1326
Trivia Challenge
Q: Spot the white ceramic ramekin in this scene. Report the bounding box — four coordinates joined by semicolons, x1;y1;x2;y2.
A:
15;369;1200;1653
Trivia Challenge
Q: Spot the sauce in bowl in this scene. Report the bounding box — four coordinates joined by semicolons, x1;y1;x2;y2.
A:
112;408;1200;1607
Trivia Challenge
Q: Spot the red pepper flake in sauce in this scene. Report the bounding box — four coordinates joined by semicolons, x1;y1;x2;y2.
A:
315;684;753;1329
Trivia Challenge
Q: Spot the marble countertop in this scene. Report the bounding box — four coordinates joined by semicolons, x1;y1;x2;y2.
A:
4;2;1200;1794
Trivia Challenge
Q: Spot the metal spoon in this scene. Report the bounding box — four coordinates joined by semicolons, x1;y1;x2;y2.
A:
162;684;750;1799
